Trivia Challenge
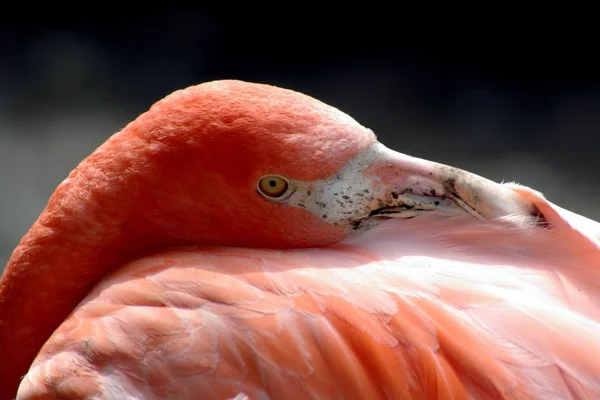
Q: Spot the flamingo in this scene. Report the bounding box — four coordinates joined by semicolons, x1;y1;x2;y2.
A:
1;80;599;399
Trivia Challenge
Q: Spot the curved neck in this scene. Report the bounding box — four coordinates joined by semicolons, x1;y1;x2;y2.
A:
0;155;147;398
0;118;186;397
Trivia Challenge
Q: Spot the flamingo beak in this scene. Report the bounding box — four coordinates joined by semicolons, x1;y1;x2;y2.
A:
359;142;540;222
288;142;542;231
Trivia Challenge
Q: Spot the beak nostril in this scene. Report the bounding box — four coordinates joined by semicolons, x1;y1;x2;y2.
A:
530;204;550;228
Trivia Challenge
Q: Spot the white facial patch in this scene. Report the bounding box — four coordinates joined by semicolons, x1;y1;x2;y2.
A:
269;143;465;230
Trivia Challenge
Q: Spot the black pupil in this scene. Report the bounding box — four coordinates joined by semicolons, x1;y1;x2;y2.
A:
269;179;277;188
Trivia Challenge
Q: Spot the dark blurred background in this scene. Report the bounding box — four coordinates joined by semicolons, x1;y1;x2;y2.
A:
1;16;599;268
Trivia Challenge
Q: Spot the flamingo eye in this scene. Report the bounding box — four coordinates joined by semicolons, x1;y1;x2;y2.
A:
257;175;289;199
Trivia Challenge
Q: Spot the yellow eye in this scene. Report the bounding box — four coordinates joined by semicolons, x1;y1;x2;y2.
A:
257;175;289;198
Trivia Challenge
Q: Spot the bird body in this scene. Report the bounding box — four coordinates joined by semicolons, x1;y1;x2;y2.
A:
1;80;599;399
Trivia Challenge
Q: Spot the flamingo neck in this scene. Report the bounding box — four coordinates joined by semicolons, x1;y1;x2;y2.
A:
0;122;172;398
0;165;146;398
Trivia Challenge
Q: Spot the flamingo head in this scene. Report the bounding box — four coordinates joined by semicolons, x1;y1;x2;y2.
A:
100;80;541;250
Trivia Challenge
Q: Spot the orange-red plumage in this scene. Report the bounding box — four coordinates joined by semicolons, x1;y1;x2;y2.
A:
1;80;600;399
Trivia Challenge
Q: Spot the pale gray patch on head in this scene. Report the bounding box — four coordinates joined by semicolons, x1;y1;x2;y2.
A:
278;144;459;228
284;144;381;226
257;142;467;230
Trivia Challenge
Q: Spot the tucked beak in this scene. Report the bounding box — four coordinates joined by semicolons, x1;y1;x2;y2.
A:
289;142;541;230
361;142;539;220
